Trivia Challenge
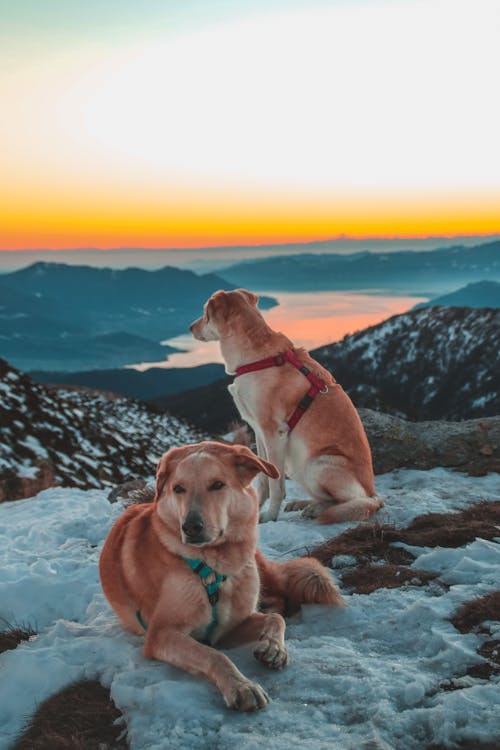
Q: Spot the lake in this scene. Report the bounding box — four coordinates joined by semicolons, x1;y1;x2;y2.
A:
130;290;427;370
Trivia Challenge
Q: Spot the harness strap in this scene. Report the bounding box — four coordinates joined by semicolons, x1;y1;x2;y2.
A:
234;349;329;431
183;557;227;644
135;557;226;644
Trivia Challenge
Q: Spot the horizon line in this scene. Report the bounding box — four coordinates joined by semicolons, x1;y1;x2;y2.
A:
1;231;500;254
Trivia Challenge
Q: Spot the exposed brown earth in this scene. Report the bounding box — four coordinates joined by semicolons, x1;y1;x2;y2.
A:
466;639;500;680
12;680;128;750
340;563;436;595
450;591;500;634
436;593;500;690
311;502;500;569
0;622;36;654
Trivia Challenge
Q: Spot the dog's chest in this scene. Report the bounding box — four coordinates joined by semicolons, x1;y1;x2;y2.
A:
229;376;283;428
191;564;259;643
228;381;255;422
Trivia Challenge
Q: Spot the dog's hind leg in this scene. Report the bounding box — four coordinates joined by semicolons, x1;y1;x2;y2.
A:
218;612;288;670
315;496;383;524
303;455;383;525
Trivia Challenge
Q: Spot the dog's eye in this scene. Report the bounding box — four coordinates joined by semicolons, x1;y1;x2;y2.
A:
172;484;186;494
209;480;225;491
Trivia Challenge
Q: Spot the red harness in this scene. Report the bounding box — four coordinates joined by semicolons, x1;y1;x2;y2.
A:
234;349;329;430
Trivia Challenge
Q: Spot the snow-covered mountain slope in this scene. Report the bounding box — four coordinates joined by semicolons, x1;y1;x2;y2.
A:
0;358;205;501
313;306;500;420
1;470;499;750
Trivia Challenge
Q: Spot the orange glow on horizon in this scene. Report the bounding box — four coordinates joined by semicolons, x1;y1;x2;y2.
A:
1;187;499;250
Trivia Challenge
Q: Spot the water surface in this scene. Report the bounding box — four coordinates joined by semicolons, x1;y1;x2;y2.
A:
131;290;427;370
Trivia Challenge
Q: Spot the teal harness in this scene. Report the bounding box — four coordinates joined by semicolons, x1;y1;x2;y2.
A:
136;557;227;645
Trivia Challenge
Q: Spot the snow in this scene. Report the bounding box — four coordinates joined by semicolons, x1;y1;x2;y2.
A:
0;469;499;750
19;434;49;458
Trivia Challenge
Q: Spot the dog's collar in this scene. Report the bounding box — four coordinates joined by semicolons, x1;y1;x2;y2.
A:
233;349;329;430
136;557;227;644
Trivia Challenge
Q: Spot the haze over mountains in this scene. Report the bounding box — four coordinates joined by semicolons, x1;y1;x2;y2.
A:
1;234;499;272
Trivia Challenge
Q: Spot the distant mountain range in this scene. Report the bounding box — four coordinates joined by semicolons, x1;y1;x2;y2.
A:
219;240;500;293
413;280;500;310
151;306;500;432
0;261;276;371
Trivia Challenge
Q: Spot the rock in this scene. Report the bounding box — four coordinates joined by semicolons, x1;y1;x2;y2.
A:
0;460;56;503
359;409;500;475
107;478;153;504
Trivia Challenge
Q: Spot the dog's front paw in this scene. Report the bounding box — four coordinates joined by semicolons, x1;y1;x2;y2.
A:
254;637;288;670
259;509;277;523
284;500;310;512
224;679;269;712
301;501;332;519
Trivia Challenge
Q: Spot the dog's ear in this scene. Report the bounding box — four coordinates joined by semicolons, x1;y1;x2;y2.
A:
154;446;186;501
236;289;259;307
232;445;280;486
154;453;170;502
206;290;232;322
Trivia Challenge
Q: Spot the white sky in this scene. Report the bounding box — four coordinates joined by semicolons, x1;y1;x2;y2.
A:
3;0;500;195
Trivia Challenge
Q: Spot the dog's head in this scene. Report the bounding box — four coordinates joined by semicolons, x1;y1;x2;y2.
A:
189;289;259;342
154;441;278;547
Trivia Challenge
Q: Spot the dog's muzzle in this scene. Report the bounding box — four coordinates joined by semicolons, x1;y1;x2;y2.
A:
182;510;208;544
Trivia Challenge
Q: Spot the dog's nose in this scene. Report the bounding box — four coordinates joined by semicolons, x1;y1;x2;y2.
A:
182;510;204;538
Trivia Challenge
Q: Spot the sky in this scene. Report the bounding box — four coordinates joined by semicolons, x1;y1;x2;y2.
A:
1;0;499;250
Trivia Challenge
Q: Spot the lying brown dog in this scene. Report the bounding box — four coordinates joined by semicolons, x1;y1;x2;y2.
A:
190;290;383;523
100;441;343;711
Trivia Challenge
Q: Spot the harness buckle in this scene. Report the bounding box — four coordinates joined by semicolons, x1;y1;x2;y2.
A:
273;353;286;366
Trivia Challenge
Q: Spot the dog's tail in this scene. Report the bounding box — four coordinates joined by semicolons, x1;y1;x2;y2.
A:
255;548;345;616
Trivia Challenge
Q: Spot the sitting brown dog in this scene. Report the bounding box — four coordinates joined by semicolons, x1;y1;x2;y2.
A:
100;441;343;711
190;289;383;523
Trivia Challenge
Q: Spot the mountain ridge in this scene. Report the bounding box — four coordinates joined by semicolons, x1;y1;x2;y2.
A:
412;280;500;310
0;261;276;371
219;240;500;293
